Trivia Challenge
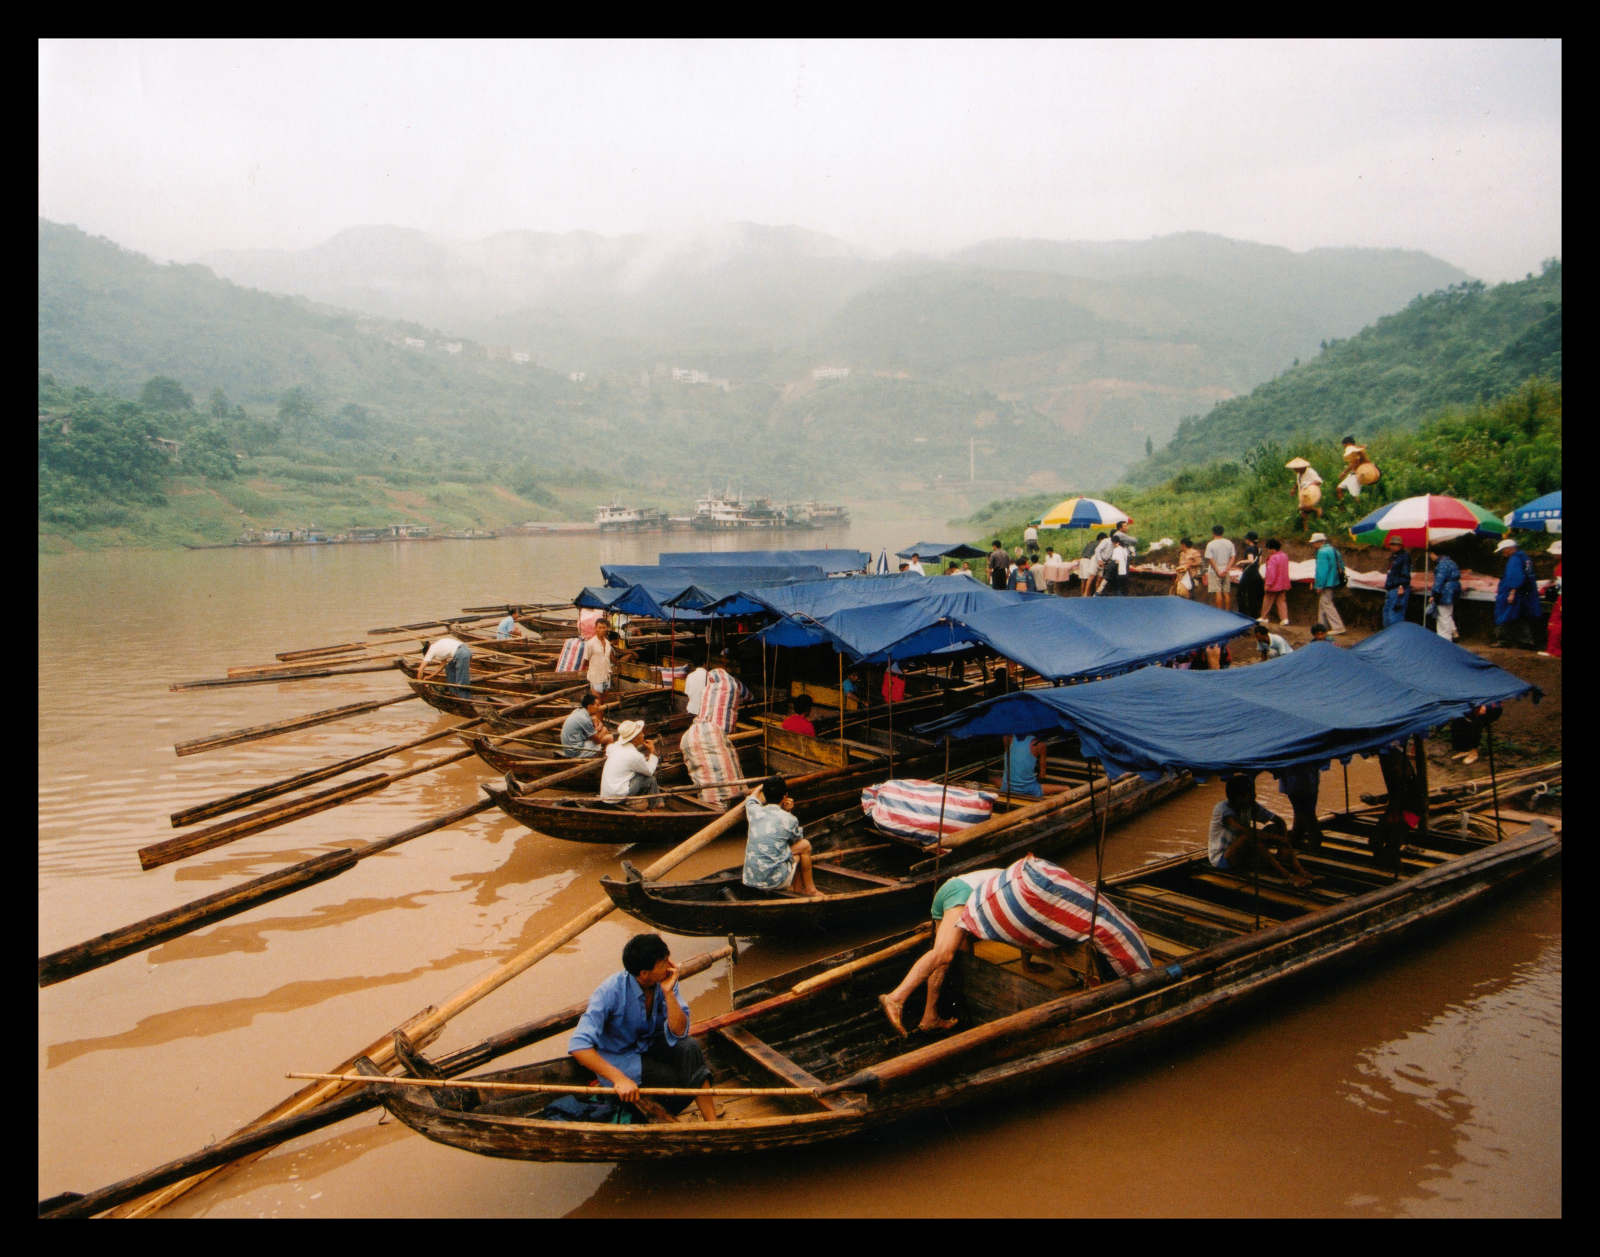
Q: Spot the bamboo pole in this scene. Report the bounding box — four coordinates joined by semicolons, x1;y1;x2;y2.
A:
41;944;733;1219
173;695;420;757
289;1072;817;1098
107;791;758;1216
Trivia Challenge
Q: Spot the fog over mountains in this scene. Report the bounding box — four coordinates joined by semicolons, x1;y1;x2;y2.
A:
44;217;1473;496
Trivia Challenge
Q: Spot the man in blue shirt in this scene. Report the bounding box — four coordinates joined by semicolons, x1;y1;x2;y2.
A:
569;933;717;1121
559;692;611;758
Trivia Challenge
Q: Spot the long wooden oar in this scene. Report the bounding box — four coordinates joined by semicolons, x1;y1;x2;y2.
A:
166;691;575;828
171;660;405;691
40;945;732;1217
138;747;482;870
105;791;758;1216
45;758;614;987
173;695;421;757
290;1073;816;1098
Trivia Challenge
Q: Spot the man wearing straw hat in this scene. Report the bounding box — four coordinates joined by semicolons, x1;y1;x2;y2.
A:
569;932;718;1121
599;720;661;803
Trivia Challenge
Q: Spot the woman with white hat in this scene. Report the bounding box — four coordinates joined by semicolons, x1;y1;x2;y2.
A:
1493;536;1543;649
600;720;661;804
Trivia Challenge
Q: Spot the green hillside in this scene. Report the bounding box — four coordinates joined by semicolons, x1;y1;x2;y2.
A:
1128;261;1562;485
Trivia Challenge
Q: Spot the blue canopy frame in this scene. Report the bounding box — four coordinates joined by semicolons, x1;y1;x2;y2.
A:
914;626;1538;781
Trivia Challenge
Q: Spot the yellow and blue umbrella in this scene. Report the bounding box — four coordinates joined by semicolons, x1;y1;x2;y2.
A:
1036;496;1128;530
1348;494;1505;548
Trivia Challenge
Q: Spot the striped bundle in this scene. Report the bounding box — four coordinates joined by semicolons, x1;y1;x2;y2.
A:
655;663;690;685
859;779;996;846
555;638;585;673
961;856;1153;977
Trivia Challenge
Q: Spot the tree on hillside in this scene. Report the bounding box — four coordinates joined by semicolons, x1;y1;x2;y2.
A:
209;387;232;419
140;375;194;413
277;386;320;437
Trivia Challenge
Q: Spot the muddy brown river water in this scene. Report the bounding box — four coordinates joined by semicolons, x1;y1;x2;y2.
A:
38;522;1560;1217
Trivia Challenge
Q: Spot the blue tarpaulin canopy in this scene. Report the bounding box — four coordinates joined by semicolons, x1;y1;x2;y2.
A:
573;583;718;621
600;563;826;588
1349;622;1543;706
739;580;1248;673
941;598;1252;681
914;628;1539;780
656;549;869;574
895;541;988;561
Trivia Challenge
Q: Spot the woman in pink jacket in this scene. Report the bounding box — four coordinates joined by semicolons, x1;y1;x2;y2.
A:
1260;537;1292;627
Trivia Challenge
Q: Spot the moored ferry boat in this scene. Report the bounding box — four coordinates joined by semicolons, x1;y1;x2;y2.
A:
595;503;669;532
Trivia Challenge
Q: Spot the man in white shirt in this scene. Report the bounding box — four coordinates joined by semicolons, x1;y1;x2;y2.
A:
683;663;708;716
420;635;471;698
600;720;661;803
1203;525;1236;611
906;553;925;575
1023;524;1040;557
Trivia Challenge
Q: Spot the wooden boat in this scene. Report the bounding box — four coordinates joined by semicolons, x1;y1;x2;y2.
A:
364;806;1559;1161
597;769;1190;936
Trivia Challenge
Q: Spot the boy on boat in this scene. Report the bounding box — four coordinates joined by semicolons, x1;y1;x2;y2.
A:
742;775;821;897
570;932;718;1121
1209;776;1313;888
878;867;1006;1036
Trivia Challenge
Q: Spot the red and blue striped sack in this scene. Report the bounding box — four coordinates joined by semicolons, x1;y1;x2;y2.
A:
960;855;1153;977
555;638;585;672
859;779;996;845
655;662;690;686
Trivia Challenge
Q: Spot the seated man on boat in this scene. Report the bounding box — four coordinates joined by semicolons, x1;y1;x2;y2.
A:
1209;776;1313;888
780;693;816;737
496;611;540;640
680;655;752;807
419;635;472;699
742;775;821;897
561;691;614;758
878;867;1006;1036
998;733;1070;798
600;720;662;806
569;932;718;1122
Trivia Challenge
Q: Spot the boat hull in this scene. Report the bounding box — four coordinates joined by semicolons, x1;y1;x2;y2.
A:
369;818;1559;1161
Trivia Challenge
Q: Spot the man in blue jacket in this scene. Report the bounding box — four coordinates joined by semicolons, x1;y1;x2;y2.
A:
1493;537;1542;649
1426;542;1463;641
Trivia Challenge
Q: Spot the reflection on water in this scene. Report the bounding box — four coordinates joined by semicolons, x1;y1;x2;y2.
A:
38;524;1561;1218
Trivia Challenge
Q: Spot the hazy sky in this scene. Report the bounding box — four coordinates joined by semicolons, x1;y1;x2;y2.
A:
39;38;1561;282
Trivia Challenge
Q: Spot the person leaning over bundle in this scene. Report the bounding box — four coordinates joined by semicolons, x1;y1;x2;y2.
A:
419;634;472;698
679;655;752;806
569;932;718;1122
741;775;820;897
878;867;1007;1036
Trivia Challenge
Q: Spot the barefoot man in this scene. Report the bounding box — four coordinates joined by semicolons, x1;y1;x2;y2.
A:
879;867;1006;1035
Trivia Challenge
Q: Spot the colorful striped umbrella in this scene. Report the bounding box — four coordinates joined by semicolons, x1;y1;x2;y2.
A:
1348;494;1505;548
1036;497;1129;530
1506;490;1561;534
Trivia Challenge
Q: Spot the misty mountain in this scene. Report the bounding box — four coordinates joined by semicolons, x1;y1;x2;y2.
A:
43;216;1474;498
